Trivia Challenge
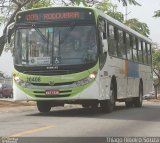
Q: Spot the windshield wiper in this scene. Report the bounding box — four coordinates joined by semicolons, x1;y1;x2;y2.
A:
35;28;48;42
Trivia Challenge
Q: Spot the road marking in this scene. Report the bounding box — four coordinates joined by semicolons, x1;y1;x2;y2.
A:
10;125;55;137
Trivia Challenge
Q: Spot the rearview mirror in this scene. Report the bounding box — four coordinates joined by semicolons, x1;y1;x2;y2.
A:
6;22;15;44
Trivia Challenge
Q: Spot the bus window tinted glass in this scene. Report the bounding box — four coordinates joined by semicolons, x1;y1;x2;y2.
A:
132;37;138;62
108;24;117;56
126;34;132;60
117;30;126;59
143;42;148;64
147;43;152;65
138;40;143;63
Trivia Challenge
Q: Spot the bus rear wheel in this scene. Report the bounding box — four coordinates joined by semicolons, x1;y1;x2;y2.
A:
82;103;90;108
125;100;134;108
37;101;52;113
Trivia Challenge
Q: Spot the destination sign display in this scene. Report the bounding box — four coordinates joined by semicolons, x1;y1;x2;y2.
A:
16;8;95;23
25;12;80;21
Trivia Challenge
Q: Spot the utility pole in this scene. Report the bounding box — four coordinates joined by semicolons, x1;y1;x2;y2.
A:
125;6;131;21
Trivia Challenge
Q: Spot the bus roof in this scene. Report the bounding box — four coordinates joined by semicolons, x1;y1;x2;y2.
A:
17;6;152;43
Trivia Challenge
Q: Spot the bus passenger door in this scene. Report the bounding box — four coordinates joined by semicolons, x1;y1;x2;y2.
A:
98;17;109;100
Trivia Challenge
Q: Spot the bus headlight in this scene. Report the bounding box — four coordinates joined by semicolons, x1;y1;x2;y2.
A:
89;73;96;79
13;76;31;88
74;72;97;87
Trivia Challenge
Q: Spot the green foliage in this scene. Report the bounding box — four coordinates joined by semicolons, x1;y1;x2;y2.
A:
153;10;160;17
0;71;4;78
96;0;113;12
96;0;124;22
153;50;160;69
70;0;88;6
107;11;124;23
60;0;140;6
124;18;150;37
152;50;160;88
26;0;53;9
118;0;141;6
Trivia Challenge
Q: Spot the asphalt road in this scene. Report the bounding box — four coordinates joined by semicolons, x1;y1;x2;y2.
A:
0;101;160;139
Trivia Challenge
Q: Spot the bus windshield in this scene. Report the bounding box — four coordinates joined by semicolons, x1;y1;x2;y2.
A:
15;25;97;66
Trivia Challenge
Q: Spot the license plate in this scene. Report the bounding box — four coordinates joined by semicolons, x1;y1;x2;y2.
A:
45;90;59;95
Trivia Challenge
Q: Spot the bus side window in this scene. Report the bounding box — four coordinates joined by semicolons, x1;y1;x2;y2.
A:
98;17;107;69
138;40;143;63
117;30;126;59
98;17;107;40
15;30;22;64
126;33;133;61
108;24;117;57
132;37;138;62
147;43;152;65
142;41;148;64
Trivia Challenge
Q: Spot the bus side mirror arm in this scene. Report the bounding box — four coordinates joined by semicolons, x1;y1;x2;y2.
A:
6;22;15;44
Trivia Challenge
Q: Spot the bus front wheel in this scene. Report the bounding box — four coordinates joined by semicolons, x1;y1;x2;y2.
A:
134;83;143;107
100;89;116;113
37;101;52;113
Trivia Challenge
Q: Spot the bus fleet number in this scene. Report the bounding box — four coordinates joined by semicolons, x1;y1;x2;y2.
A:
27;77;41;83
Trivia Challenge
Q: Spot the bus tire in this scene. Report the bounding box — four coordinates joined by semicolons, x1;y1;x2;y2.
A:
125;100;134;108
37;101;52;113
134;83;143;107
10;93;13;98
90;102;99;110
100;85;116;113
82;104;90;108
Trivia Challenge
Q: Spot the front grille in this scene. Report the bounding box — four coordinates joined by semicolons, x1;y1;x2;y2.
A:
35;94;70;98
23;70;76;75
31;82;74;86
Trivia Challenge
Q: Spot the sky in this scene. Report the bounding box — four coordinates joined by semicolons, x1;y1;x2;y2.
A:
0;0;160;76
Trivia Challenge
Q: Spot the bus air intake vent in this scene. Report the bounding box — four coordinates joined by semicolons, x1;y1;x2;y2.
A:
31;82;74;86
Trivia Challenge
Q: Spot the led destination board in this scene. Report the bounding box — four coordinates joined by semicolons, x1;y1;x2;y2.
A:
16;8;95;23
25;12;80;21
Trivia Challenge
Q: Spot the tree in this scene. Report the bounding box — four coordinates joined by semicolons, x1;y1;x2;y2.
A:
0;71;5;78
59;0;140;7
26;0;52;9
118;0;140;6
96;0;124;22
124;18;150;37
153;10;160;17
96;0;113;12
152;50;160;99
107;11;124;23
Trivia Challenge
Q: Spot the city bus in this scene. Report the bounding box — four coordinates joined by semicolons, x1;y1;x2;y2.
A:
8;6;153;113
